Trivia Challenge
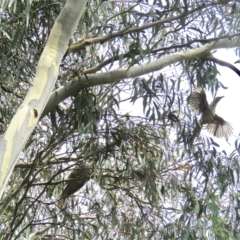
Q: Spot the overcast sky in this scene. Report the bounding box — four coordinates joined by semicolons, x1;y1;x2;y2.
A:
119;49;240;153
211;50;240;151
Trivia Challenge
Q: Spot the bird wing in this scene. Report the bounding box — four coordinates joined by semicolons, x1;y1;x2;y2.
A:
206;114;233;138
189;88;209;114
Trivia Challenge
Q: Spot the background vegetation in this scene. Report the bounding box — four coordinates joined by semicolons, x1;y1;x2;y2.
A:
0;0;240;239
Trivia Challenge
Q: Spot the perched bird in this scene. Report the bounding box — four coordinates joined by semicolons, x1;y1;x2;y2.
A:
57;164;91;209
189;88;233;139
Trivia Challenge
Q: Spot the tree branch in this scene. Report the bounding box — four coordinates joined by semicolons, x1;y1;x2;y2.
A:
42;37;240;118
202;54;240;77
67;2;225;53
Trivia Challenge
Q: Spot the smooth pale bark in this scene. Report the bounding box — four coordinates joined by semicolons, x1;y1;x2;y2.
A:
42;38;240;118
0;0;88;199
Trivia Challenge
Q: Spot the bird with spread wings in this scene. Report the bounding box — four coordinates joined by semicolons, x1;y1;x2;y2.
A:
189;88;233;139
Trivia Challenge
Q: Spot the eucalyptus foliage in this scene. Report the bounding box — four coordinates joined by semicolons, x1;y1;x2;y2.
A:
0;0;240;239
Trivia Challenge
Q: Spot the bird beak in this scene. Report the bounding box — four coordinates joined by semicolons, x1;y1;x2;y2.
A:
219;96;224;99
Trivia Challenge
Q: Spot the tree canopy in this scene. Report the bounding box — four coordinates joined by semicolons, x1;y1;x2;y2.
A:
0;0;240;239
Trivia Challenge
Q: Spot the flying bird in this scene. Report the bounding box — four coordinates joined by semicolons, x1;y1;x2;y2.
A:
189;88;233;139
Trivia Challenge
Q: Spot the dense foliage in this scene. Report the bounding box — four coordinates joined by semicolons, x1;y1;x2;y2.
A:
0;0;240;239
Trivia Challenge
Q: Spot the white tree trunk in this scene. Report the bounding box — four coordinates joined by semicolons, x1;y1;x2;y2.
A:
0;0;88;199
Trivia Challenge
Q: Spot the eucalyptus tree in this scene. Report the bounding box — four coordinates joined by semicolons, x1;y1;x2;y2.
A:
0;0;240;239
